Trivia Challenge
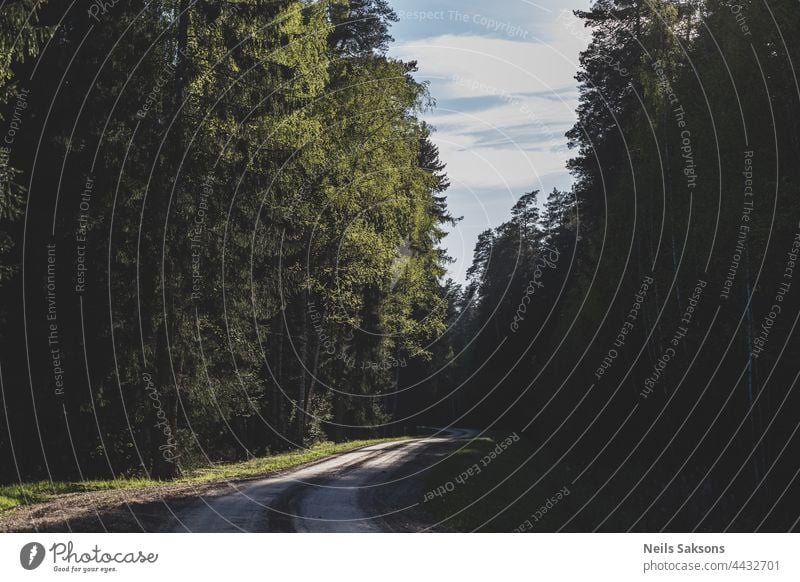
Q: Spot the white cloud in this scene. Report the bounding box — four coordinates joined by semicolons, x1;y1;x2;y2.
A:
387;6;590;280
395;32;585;97
393;34;581;195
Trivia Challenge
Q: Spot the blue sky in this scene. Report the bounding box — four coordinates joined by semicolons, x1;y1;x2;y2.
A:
387;0;592;282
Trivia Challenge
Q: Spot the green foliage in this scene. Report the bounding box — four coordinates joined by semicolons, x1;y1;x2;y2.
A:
0;0;452;482
0;0;50;288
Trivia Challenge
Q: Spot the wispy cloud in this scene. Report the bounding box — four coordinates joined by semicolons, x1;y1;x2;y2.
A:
388;3;590;280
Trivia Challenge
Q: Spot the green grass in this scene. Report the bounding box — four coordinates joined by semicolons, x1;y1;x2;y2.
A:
0;437;408;513
422;436;495;530
422;433;576;532
422;433;660;532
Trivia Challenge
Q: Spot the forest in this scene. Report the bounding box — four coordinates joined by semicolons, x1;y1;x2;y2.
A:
1;0;800;532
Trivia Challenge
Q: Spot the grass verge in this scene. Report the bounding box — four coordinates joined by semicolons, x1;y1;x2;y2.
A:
421;433;576;532
422;433;661;532
0;437;408;513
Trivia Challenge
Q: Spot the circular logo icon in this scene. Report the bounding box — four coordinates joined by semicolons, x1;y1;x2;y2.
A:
20;542;46;570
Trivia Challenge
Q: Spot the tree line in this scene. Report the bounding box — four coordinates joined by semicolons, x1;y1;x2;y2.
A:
403;0;800;531
0;0;453;480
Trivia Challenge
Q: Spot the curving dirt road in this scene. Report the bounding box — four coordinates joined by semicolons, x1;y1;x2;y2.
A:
169;428;477;533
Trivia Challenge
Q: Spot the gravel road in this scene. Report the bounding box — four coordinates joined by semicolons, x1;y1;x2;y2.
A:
170;428;477;532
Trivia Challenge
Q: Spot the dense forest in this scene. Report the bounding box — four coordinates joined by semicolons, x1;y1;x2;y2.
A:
418;0;800;531
0;0;453;480
1;0;800;532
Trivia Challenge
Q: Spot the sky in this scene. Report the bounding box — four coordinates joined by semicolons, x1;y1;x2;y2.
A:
387;0;592;282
